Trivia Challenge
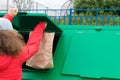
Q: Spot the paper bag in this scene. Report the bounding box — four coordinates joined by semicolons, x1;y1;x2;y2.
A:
26;32;55;69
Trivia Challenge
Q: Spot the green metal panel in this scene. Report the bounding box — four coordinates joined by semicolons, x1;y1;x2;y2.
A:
62;30;120;78
59;25;120;80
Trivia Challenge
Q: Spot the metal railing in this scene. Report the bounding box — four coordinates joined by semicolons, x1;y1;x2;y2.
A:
1;5;120;26
48;8;120;26
17;8;120;26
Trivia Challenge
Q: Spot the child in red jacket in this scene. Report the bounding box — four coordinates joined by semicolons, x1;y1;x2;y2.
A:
0;7;46;80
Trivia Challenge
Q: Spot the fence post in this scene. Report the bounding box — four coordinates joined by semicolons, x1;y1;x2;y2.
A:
69;8;72;25
96;9;99;25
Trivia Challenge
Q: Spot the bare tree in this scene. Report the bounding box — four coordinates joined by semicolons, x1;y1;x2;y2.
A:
12;0;33;10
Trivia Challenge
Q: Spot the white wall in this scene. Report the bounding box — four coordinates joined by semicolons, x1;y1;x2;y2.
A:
33;0;67;9
0;0;69;16
0;0;68;10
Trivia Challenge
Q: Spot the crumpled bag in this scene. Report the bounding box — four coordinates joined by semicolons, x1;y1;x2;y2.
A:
26;32;55;69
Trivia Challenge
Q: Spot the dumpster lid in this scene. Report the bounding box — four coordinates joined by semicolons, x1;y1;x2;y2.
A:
61;29;120;78
12;13;62;32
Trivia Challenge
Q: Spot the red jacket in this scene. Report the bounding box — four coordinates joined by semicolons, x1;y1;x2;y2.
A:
0;14;46;80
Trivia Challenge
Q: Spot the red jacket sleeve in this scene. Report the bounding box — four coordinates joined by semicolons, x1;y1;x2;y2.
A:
18;22;46;64
3;14;13;21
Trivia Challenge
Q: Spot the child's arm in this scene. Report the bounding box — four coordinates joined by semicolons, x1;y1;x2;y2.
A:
3;14;13;21
3;7;18;21
18;22;46;63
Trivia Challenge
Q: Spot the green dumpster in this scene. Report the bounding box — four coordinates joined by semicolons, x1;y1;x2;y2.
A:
1;13;120;80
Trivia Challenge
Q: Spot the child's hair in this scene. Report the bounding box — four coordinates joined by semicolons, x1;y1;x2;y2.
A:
0;30;25;57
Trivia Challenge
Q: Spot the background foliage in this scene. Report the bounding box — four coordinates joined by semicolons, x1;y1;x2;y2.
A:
73;0;120;16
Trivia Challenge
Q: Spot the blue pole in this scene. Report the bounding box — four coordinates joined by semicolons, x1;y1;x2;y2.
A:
96;9;99;25
69;8;72;25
